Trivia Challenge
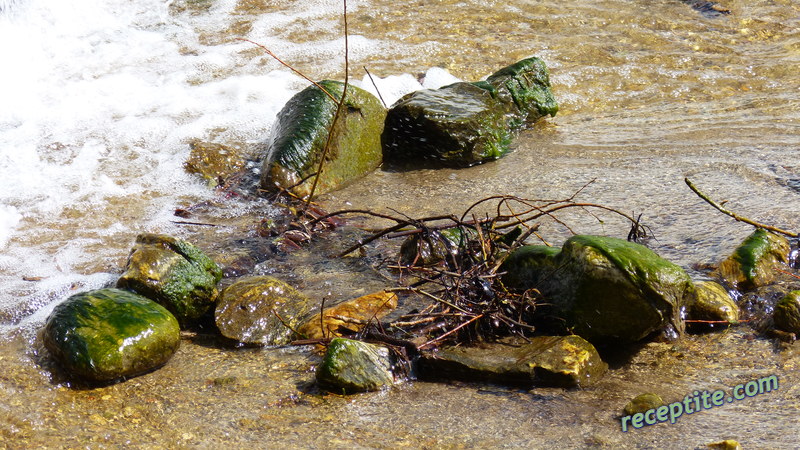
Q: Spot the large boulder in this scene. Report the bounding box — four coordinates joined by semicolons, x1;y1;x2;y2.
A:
116;233;222;328
713;228;790;291
417;335;607;388
214;276;315;346
316;338;395;394
383;57;557;167
260;80;386;198
502;236;694;343
43;288;180;382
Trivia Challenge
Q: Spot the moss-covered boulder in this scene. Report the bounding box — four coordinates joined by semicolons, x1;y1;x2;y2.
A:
43;288;180;382
714;228;790;291
214;276;314;345
383;57;557;168
624;393;664;416
297;291;398;340
687;281;739;326
418;335;606;388
773;291;800;334
184;140;247;188
503;236;693;343
316;338;395;394
260;80;386;199
116;233;222;328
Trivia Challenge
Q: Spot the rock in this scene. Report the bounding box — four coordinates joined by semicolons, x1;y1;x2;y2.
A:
316;338;395;394
624;393;664;416
706;440;742;450
43;288;180;382
215;276;314;345
714;228;790;291
503;236;693;343
116;233;222;328
184;140;247;188
383;57;557;168
260;80;386;198
296;291;398;340
399;228;470;267
774;291;800;334
687;281;739;326
418;335;607;388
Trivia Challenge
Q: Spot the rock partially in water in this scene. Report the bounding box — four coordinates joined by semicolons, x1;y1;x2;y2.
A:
706;440;742;450
687;281;739;326
215;276;314;345
184;140;248;188
43;288;180;382
296;291;398;340
623;393;664;416
714;228;790;292
773;291;800;334
316;338;395;394
503;236;693;343
260;80;386;198
418;335;607;388
399;228;471;267
384;57;557;168
116;233;222;328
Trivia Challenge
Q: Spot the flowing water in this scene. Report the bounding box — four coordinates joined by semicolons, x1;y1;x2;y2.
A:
1;0;799;447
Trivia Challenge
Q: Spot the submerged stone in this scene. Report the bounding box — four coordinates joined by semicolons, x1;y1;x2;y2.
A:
116;233;222;328
687;281;739;326
215;276;314;345
260;80;386;198
184;140;247;188
624;393;664;416
297;291;398;340
714;228;790;291
503;236;693;343
773;291;800;334
383;57;557;168
316;338;395;394
418;335;607;388
43;288;180;382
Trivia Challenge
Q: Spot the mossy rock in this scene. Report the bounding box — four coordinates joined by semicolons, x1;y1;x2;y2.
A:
773;291;800;334
688;281;739;326
43;288;180;382
260;80;386;198
214;276;314;345
624;393;664;416
399;227;473;267
485;56;559;128
316;338;395;394
502;236;693;343
184;140;248;188
116;233;222;328
714;228;790;291
417;335;607;388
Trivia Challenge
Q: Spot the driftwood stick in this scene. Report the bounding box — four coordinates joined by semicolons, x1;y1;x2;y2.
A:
684;178;797;237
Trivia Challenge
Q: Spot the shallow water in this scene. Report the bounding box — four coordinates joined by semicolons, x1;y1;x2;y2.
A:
2;0;800;447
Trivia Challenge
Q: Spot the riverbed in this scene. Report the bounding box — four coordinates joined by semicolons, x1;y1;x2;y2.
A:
1;0;799;447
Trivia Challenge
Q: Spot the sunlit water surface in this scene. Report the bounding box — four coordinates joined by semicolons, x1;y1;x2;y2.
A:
1;0;799;446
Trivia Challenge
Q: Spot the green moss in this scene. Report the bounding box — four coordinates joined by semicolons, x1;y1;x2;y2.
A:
43;288;180;382
774;291;800;334
261;80;386;198
486;56;559;124
316;338;394;394
716;229;790;291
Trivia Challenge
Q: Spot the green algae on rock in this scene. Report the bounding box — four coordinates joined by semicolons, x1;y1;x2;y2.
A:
184;140;248;188
502;236;693;343
215;276;314;345
43;288;180;382
383;57;557;167
687;281;739;326
260;80;386;198
418;335;607;388
623;393;664;416
116;233;222;328
316;338;395;394
773;291;800;334
714;228;790;291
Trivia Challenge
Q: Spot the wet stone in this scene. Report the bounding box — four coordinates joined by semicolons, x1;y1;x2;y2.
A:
296;291;398;340
714;228;790;292
215;276;315;346
43;288;180;382
316;338;395;394
688;281;739;326
116;233;222;328
624;393;664;416
773;291;800;334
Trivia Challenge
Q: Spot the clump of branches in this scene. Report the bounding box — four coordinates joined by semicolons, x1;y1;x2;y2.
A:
309;180;642;349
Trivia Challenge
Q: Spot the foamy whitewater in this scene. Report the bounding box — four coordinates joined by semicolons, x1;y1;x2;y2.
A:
0;0;459;334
